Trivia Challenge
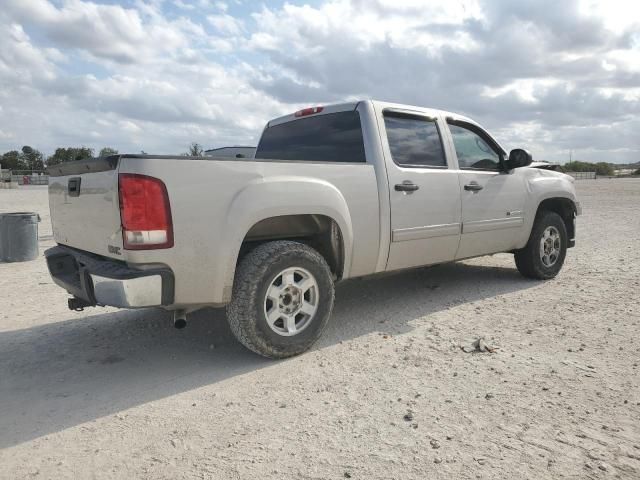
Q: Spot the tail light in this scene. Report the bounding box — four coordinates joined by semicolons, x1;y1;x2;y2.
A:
118;173;173;250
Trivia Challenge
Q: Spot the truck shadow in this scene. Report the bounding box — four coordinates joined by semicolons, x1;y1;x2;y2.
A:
0;259;537;448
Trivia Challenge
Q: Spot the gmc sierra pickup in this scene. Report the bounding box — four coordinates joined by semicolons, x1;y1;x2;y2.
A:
46;100;581;358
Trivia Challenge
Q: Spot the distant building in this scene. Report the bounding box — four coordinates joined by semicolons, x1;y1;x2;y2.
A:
204;146;256;159
0;167;12;182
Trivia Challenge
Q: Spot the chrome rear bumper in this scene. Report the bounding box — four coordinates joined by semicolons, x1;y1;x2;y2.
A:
45;246;174;308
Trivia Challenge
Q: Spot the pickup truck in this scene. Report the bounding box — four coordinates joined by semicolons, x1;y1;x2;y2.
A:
45;100;581;358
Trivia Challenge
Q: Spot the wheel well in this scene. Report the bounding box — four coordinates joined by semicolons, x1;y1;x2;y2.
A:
238;214;345;280
536;198;576;239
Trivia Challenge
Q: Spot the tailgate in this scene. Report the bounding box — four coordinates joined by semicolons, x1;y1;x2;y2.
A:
48;156;124;260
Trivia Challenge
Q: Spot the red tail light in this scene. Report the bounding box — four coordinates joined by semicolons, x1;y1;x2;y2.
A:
294;106;324;117
118;173;173;250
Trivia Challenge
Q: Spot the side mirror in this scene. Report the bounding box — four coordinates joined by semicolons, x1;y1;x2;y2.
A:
505;148;533;170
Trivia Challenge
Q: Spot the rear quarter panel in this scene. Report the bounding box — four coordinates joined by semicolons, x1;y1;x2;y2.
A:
118;157;380;306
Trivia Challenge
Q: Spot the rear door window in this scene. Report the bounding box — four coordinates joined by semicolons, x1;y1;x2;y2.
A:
255;111;366;163
383;112;447;168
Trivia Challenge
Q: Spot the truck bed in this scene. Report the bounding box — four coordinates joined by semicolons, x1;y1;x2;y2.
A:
48;155;380;306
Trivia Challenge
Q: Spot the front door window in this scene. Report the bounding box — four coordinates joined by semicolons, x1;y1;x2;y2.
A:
448;124;501;170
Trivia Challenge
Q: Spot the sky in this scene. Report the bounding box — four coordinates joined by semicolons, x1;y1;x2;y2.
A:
0;0;638;163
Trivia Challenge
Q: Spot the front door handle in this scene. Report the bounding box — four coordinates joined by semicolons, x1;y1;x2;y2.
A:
395;182;419;192
464;182;483;192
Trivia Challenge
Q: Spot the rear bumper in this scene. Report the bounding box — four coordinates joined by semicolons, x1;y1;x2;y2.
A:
45;245;174;308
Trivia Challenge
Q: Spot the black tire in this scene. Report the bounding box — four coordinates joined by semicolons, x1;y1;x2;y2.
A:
515;211;568;280
226;241;335;359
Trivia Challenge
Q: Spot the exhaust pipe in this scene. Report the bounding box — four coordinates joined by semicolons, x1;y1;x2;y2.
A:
68;296;93;312
173;310;187;329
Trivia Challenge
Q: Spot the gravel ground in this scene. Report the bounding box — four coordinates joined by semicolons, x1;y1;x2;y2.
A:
0;180;639;479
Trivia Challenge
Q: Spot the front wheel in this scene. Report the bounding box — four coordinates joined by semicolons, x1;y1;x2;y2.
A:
226;241;335;359
515;211;568;280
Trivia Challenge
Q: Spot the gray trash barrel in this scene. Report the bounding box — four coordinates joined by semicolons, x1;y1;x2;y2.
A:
0;212;40;262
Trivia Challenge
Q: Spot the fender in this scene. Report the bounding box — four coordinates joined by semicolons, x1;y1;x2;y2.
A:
219;176;355;301
518;169;579;248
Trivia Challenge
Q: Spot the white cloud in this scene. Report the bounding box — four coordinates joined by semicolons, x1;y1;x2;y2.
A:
173;0;195;10
246;0;640;163
214;1;229;12
0;129;15;140
249;0;483;52
579;0;640;31
207;13;244;36
0;6;281;155
0;0;638;164
0;23;59;83
3;0;201;64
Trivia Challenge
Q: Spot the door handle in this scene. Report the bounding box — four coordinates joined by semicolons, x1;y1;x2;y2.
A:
395;182;419;192
464;182;483;192
68;177;81;197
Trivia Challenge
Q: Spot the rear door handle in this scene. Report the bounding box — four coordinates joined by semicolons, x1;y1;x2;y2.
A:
464;182;483;192
395;182;419;192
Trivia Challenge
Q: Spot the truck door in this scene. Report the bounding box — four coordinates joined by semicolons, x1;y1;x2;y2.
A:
445;120;527;259
381;110;462;271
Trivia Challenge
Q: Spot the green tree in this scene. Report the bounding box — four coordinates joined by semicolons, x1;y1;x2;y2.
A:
185;142;203;156
20;146;45;171
98;147;118;157
594;162;614;176
46;147;94;166
68;147;93;162
565;161;590;172
1;150;26;170
634;168;640;176
565;160;614;176
46;148;69;166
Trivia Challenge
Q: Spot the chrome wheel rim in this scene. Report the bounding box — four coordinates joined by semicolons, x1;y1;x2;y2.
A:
263;267;319;336
539;226;561;267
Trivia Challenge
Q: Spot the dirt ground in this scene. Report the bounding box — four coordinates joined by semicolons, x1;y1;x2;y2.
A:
0;180;638;480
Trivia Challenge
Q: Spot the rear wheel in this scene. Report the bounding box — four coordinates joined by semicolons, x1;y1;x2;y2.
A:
515;211;567;280
226;241;334;358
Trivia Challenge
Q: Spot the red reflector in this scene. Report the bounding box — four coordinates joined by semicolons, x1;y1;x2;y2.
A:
294;106;324;117
118;174;173;250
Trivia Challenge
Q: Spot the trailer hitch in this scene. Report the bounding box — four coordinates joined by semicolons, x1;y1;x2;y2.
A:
68;297;94;312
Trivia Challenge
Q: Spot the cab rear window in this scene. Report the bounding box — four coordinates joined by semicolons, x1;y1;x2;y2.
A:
255;111;366;163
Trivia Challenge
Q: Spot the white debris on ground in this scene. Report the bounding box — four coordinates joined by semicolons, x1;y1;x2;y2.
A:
0;180;639;479
461;337;498;353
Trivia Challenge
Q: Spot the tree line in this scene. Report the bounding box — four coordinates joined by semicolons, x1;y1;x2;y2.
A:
3;145;628;176
0;143;206;172
563;161;615;176
0;146;118;171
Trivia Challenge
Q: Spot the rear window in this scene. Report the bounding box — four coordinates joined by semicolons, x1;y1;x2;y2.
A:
255;111;366;163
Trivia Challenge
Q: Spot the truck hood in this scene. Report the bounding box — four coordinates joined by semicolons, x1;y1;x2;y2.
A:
529;162;561;171
527;164;574;183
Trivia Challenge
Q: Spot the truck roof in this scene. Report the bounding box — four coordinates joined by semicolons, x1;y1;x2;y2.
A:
267;100;477;128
